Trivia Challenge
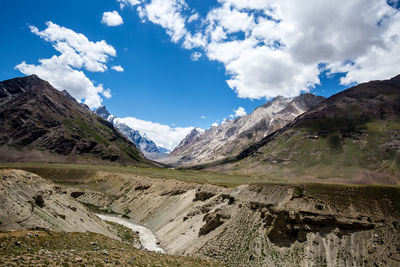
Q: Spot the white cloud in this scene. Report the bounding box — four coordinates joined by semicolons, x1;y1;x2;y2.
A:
128;0;400;99
200;115;206;119
102;88;112;99
15;22;116;108
188;13;199;23
230;107;246;118
112;65;125;72
102;11;124;26
139;0;188;42
115;117;193;150
183;32;207;49
28;22;116;72
211;122;219;127
206;3;255;34
191;52;202;61
118;0;141;9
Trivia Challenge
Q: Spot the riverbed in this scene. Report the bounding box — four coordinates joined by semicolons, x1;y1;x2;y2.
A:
96;213;165;253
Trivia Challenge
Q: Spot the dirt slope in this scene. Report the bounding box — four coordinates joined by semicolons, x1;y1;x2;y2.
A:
0;169;117;239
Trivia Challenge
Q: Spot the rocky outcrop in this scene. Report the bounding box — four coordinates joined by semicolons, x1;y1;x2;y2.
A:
199;210;231;236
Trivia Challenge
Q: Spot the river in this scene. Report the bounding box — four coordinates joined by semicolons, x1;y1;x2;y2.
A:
96;213;165;253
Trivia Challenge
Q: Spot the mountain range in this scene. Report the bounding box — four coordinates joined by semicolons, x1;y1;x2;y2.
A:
1;74;399;184
209;75;400;184
0;75;152;166
94;106;169;160
161;93;325;166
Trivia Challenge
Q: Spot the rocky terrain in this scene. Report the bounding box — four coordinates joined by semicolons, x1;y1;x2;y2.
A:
95;105;169;160
212;75;400;183
0;230;221;266
0;169;116;238
0;75;152;166
0;168;223;266
162;93;324;166
46;168;400;267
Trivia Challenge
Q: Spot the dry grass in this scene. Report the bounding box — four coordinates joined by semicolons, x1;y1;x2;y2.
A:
0;230;224;267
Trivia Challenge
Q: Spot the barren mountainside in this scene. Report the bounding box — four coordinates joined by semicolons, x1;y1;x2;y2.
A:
0;75;152;166
162;93;324;166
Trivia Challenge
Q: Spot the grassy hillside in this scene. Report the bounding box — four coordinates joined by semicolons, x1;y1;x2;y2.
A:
222;75;400;183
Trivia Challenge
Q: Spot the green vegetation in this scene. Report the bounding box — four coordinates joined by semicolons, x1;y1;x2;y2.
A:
0;162;278;187
64;118;109;146
105;221;140;247
247;118;400;179
1;161;400;189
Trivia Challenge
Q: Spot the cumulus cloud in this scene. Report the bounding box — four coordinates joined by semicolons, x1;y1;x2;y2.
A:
112;65;124;72
126;0;400;99
15;22;116;108
231;107;247;118
138;0;188;42
200;115;206;119
115;117;193;150
102;11;124;26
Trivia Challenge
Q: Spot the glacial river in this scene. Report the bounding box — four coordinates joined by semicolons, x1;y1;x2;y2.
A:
96;213;165;253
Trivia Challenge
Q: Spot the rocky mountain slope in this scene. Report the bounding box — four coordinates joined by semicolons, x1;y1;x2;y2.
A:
0;75;152;166
162;93;324;166
95;106;169;160
216;75;400;182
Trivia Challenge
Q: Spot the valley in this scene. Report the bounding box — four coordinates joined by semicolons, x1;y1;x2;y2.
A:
1;75;400;266
1;163;399;266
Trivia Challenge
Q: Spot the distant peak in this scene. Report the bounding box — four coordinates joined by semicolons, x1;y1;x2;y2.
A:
95;105;108;114
94;105;112;121
96;105;106;111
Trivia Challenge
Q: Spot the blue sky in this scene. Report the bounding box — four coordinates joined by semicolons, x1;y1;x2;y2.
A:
1;0;399;149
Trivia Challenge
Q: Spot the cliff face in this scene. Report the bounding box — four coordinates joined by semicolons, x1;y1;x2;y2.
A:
0;75;152;166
